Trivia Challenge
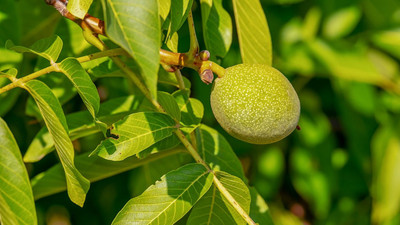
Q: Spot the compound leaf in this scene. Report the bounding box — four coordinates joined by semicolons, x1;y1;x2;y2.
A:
31;147;186;200
24;95;142;163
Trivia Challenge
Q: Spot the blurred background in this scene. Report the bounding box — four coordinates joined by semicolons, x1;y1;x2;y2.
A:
1;0;400;224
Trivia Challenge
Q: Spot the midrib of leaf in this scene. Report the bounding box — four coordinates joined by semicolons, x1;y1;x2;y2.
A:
207;185;217;224
147;170;209;224
232;0;272;65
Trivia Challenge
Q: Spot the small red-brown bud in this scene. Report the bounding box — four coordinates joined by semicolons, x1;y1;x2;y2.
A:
200;69;214;84
199;50;210;61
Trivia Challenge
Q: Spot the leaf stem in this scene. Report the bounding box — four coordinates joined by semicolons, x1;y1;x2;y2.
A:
212;176;256;225
175;129;255;225
187;10;199;60
0;48;127;95
174;70;186;90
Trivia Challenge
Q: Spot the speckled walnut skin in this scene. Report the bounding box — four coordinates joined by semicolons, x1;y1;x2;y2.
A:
210;64;300;144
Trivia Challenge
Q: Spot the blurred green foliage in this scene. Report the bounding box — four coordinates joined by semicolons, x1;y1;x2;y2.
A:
1;0;400;224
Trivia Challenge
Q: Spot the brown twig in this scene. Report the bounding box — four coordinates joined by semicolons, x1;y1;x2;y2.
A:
44;0;225;80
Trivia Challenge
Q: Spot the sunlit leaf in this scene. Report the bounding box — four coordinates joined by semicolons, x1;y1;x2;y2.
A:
232;0;272;65
166;32;179;52
59;58;100;118
0;117;37;225
24;95;142;162
93;112;177;161
187;171;250;225
67;0;93;19
322;6;361;39
372;29;400;60
371;125;400;224
102;0;160;99
307;39;394;87
112;163;213;224
23;80;89;206
159;0;171;24
6;35;63;63
196;125;246;180
31;147;186;200
200;0;232;57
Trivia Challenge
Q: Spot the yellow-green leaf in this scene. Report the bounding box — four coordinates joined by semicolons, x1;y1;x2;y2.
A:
0;117;37;225
232;0;272;65
101;0;160;99
67;0;93;19
112;163;213;225
6;35;63;63
200;0;232;57
23;80;90;207
93;112;177;161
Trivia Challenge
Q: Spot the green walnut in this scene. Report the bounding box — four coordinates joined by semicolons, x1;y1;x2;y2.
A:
210;64;300;144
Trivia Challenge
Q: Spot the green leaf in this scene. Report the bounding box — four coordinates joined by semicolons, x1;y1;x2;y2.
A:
159;0;172;25
22;80;89;207
166;32;179;52
187;171;251;225
111;163;213;225
232;0;272;65
372;29;400;60
137;134;181;159
6;35;63;63
59;58;100;118
101;0;160;99
200;0;232;58
371;125;400;224
130;153;191;196
31;147;186;200
0;117;37;225
93;112;177;161
322;6;361;39
173;90;204;132
169;0;194;38
307;39;393;86
249;187;274;225
196;125;246;180
24;95;142;163
67;0;94;19
158;91;181;121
